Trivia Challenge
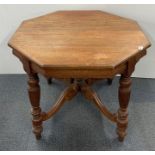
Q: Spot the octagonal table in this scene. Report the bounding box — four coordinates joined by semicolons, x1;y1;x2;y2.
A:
8;10;151;141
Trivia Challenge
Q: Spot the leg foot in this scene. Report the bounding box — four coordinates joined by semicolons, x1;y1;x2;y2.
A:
118;135;125;142
117;74;131;141
35;134;41;140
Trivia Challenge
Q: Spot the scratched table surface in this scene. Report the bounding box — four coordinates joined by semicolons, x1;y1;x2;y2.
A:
9;10;150;69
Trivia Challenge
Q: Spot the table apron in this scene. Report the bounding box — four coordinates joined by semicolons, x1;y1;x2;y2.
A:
31;63;126;79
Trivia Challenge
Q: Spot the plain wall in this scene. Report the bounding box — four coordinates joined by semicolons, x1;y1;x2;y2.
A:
0;4;155;78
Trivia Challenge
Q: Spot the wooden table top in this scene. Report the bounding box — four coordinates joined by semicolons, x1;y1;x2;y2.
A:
9;10;150;69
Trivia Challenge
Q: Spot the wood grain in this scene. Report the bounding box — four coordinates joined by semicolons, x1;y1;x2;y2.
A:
9;10;151;69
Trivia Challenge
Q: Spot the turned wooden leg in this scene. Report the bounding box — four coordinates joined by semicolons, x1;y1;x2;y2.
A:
70;78;74;84
107;78;113;85
28;73;43;140
117;74;131;141
47;78;52;84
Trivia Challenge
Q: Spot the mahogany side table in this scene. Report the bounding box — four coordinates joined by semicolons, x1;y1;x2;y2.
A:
8;11;151;141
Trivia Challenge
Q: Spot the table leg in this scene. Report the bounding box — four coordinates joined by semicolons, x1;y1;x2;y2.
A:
107;78;113;85
28;73;43;139
47;78;52;84
117;74;131;141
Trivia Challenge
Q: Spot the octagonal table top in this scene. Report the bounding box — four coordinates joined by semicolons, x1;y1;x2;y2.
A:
9;10;151;69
